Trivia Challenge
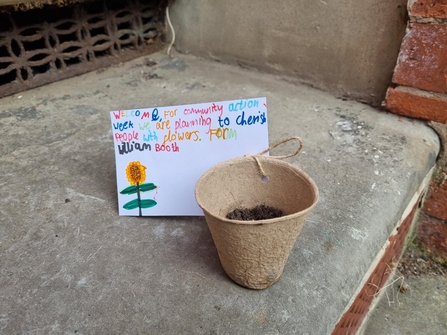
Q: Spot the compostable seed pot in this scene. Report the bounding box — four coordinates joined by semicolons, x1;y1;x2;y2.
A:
195;155;319;289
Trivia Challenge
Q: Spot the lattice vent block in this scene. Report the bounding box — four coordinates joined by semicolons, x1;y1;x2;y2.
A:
0;0;165;98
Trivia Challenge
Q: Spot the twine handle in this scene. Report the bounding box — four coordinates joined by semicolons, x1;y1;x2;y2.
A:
246;136;304;178
255;136;303;158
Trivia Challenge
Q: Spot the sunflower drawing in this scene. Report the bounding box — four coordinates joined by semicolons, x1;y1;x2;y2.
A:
126;161;147;185
120;161;157;216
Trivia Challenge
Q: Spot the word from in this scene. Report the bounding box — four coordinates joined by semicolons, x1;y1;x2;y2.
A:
113;121;134;131
155;142;180;152
209;128;237;141
175;116;212;133
163;129;200;145
117;141;151;155
115;130;139;143
228;99;259;112
184;103;224;118
236;111;266;126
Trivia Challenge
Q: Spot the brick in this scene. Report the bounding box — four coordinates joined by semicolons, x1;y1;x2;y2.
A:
416;214;447;261
385;87;447;123
423;122;447;222
409;0;447;18
392;23;447;95
423;179;447;220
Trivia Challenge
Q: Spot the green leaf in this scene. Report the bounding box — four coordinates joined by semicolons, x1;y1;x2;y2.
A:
120;185;137;195
140;199;157;208
120;183;157;195
123;198;139;210
139;183;158;193
123;198;157;210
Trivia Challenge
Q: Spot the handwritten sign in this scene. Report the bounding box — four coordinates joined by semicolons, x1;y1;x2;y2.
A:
110;97;268;216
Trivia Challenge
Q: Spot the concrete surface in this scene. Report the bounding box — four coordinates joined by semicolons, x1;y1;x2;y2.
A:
170;0;408;106
362;275;447;335
0;51;439;334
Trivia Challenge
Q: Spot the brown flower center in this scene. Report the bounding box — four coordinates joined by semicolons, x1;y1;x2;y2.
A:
130;165;142;183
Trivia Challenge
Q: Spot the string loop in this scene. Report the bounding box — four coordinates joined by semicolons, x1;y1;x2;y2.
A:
245;136;303;177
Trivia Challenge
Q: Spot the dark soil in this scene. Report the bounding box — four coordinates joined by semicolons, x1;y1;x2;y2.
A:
226;204;283;221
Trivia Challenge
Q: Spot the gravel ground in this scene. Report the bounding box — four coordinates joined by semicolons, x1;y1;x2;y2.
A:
398;246;446;277
362;237;447;335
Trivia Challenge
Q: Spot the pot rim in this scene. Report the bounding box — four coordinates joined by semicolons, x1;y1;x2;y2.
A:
195;156;319;226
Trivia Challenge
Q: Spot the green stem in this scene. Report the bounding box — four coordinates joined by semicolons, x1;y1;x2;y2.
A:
137;182;142;216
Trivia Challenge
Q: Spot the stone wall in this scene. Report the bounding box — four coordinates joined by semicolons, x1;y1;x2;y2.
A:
385;0;447;262
169;0;408;106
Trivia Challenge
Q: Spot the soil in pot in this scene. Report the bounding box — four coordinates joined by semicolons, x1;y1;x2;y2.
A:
226;204;283;221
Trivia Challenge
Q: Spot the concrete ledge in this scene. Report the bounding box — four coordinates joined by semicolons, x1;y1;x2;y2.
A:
0;52;439;334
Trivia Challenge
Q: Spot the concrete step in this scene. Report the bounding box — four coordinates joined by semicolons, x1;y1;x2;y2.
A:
0;52;439;334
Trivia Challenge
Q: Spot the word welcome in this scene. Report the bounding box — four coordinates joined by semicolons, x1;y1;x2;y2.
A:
112;109;161;122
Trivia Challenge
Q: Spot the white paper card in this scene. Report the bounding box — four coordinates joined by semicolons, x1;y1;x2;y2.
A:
110;97;268;216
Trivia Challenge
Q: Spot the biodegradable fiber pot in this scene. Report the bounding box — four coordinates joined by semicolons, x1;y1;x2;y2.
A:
195;154;319;289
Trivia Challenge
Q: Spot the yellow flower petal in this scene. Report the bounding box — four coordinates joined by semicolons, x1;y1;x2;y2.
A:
125;161;147;185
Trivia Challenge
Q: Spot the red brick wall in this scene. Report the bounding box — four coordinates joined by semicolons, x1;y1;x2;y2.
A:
385;0;447;262
386;21;447;123
409;0;447;19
